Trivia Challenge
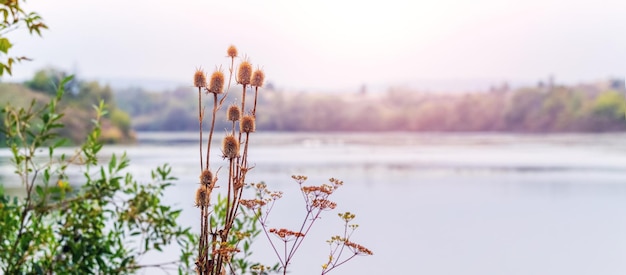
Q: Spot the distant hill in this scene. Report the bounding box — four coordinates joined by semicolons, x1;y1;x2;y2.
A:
0;70;135;145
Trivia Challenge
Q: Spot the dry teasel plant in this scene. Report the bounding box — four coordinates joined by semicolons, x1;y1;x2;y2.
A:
193;45;371;275
194;45;265;275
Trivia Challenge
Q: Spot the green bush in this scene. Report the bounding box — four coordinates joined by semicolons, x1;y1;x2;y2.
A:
0;77;195;274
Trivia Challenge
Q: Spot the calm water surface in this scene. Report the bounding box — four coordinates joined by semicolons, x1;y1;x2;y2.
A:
3;132;626;275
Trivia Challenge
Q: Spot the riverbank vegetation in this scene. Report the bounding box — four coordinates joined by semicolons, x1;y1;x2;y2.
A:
3;68;623;137
116;80;625;133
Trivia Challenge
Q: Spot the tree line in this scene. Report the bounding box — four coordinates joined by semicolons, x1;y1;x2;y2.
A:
116;82;625;133
4;67;624;135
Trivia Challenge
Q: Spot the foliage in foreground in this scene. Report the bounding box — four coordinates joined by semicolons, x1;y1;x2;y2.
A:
0;78;195;274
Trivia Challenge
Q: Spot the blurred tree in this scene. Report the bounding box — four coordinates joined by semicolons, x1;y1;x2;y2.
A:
110;109;132;136
593;90;626;120
77;81;114;108
24;68;69;95
502;89;544;131
589;90;626;131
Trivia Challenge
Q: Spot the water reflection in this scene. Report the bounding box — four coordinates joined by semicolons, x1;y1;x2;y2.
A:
1;132;626;275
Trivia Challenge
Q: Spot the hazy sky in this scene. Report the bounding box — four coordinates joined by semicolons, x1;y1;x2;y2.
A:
4;0;626;91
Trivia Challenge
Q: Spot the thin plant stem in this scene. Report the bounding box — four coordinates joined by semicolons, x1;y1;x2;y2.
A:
241;84;247;117
198;87;203;170
261;223;285;266
199;205;205;266
322;254;358;274
225;158;234;230
226;57;235;95
205;93;218;170
253;86;259;117
329;222;351;270
237;84;247;149
283;210;312;269
283;241;288;275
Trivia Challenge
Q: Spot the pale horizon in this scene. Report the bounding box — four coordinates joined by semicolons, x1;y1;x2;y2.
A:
2;0;625;91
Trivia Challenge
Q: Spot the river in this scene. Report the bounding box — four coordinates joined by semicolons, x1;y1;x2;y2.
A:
3;132;626;275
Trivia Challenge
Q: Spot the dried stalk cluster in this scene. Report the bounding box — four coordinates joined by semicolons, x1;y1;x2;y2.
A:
193;45;264;275
192;45;370;275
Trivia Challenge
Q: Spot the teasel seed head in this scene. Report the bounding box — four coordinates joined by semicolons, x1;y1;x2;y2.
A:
222;134;240;159
208;69;225;94
200;169;213;186
237;59;252;86
195;185;211;207
227;45;238;58
193;69;207;88
227;104;241;122
240;115;256;133
251;68;265;87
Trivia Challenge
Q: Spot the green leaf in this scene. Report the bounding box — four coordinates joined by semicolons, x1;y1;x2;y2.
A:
43;169;50;183
35;185;44;197
56;75;74;99
0;38;12;54
120;256;133;267
33;263;44;275
53;138;67;149
108;154;116;173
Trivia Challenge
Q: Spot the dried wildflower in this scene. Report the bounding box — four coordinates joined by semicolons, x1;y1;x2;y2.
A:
339;212;356;222
302;185;334;196
291;175;308;184
208;70;225;94
269;228;305;241
239;199;267;209
213;242;240;259
327;235;346;244
311;199;337;210
227;45;238;58
195;185;210;207
234;231;251;241
344;240;373;255
270;191;283;200
251;264;270;272
194;68;207;88
255;182;267;190
222;134;239;159
200;169;213;186
329;178;344;188
251;68;265;87
227;104;241;122
237;59;252;85
240;115;255;133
